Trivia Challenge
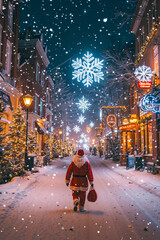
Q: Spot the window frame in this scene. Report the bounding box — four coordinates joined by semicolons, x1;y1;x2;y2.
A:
8;2;13;30
5;40;12;75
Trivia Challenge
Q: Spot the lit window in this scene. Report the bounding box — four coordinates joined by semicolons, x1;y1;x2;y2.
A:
8;2;13;30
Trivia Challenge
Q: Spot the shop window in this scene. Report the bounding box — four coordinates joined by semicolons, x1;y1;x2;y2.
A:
5;40;12;75
148;121;152;154
141;124;144;153
127;132;132;152
8;2;13;30
122;132;126;153
140;121;152;154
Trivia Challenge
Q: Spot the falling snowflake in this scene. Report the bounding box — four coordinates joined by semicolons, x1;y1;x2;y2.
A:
80;133;86;139
78;114;86;124
73;125;81;133
76;96;91;113
134;65;154;82
72;52;104;87
89;121;94;128
66;126;71;132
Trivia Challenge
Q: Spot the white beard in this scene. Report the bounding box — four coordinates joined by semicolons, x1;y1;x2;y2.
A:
72;155;89;168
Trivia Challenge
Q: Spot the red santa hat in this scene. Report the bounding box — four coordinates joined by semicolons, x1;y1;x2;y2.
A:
77;149;84;156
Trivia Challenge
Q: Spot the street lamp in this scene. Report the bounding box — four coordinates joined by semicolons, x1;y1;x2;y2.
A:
23;94;33;168
59;130;62;157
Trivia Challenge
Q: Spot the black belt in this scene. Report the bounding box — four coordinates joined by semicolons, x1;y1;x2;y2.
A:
73;175;86;178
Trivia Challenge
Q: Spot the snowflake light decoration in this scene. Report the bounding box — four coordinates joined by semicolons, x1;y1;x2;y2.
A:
76;96;91;113
72;52;104;87
78;114;86;124
89;121;94;128
134;65;154;82
73;125;81;133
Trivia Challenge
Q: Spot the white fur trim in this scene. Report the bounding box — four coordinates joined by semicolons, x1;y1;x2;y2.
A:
72;155;89;168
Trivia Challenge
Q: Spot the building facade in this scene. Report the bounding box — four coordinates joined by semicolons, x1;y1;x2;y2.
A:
128;0;160;163
0;0;22;133
16;28;53;154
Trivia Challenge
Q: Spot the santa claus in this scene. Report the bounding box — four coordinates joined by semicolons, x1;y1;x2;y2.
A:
65;149;94;212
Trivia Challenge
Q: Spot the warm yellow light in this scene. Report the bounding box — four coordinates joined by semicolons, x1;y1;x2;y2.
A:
129;118;137;123
23;94;33;107
59;130;62;135
123;119;128;125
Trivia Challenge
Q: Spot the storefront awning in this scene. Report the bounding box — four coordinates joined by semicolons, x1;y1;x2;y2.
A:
35;121;47;135
0;90;13;110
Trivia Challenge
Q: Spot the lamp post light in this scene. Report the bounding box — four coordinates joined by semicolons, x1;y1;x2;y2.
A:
59;130;62;157
23;94;33;169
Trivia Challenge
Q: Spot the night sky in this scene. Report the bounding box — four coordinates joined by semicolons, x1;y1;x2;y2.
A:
20;0;137;140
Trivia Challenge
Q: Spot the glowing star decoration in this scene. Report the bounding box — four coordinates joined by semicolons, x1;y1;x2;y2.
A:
73;125;81;133
134;65;154;89
89;122;94;128
76;96;91;113
78;114;86;125
72;52;104;87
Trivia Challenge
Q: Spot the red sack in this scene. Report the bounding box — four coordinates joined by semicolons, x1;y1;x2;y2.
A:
87;188;97;202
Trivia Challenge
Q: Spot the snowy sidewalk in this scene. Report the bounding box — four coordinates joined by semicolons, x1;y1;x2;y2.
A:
0;156;160;240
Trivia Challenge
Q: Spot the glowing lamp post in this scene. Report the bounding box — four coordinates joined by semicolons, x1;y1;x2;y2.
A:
59;130;63;157
23;94;33;168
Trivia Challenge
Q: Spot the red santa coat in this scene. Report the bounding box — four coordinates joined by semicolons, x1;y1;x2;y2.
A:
65;155;94;191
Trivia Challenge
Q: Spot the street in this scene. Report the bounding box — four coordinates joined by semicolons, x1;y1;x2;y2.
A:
0;155;160;240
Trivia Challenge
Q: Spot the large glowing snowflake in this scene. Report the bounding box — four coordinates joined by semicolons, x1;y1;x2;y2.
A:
76;96;91;113
78;114;86;124
73;125;81;133
72;52;104;87
89;121;94;128
134;65;154;82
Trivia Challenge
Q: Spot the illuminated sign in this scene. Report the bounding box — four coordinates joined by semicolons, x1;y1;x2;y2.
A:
119;124;136;131
129;114;137;123
137;81;152;89
107;114;117;128
139;94;160;113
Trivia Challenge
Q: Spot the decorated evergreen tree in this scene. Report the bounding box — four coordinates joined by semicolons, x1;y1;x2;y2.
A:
0;98;13;184
28;130;39;155
51;134;60;158
7;105;26;164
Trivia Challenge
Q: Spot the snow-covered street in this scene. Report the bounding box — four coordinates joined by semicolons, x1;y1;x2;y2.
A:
0;155;160;240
